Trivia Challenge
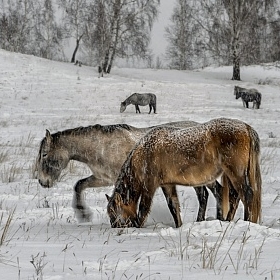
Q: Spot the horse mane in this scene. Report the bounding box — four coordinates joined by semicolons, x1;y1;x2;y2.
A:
51;124;135;138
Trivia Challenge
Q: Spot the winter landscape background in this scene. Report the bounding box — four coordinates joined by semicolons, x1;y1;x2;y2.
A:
1;49;280;279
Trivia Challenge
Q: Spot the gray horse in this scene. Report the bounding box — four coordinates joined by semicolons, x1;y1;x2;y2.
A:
234;86;262;109
35;121;223;226
120;93;156;113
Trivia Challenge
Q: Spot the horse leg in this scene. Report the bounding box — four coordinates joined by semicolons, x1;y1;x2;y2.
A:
135;105;141;113
208;181;224;220
194;186;208;222
73;175;111;222
226;185;240;221
148;104;152;114
161;185;182;227
246;101;249;108
220;174;240;221
226;171;258;222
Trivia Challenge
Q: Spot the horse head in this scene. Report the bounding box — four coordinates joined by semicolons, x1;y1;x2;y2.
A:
106;190;139;228
120;102;127;113
36;130;69;188
234;86;241;99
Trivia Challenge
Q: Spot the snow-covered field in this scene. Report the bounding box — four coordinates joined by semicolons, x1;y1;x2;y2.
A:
1;49;280;279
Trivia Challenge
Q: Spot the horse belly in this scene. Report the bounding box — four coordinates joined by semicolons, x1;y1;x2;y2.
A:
164;160;221;187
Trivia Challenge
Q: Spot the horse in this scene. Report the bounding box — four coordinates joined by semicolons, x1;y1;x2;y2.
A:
234;86;262;109
107;118;262;228
120;93;156;114
35;121;223;226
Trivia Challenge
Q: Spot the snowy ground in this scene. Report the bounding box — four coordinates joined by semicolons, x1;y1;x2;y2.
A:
1;49;280;279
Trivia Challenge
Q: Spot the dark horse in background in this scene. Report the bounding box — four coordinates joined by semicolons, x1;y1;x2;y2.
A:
234;86;262;109
120;93;157;114
107;118;262;228
35;121;223;226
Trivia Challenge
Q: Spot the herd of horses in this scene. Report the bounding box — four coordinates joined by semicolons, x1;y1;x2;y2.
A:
119;86;262;115
35;86;262;228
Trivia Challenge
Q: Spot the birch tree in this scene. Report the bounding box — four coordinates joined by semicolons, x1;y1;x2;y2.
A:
58;0;88;63
165;0;203;70
102;0;160;73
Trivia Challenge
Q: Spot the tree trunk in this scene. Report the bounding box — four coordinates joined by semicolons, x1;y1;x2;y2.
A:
106;53;114;74
71;35;83;63
103;50;110;72
231;35;241;80
232;56;241;80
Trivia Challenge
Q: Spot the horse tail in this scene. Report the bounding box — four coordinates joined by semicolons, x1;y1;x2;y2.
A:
247;125;262;223
221;174;230;220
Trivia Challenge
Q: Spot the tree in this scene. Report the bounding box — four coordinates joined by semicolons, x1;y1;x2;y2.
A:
34;0;63;60
165;0;280;79
58;0;88;63
165;0;202;70
101;0;160;73
0;0;34;53
0;0;63;60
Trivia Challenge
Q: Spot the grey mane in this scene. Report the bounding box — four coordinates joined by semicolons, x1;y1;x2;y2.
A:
52;124;134;138
38;124;135;155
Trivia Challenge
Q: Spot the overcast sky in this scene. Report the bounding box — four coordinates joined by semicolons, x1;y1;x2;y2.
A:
150;1;175;57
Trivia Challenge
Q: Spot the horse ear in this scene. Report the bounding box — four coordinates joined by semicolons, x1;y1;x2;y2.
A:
105;194;111;202
45;129;52;144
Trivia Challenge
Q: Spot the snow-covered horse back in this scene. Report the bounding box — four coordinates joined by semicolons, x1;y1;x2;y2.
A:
35;121;222;225
107;118;262;228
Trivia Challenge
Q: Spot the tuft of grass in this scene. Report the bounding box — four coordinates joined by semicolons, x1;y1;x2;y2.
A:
0;150;9;163
0;164;22;183
30;252;48;280
0;207;16;246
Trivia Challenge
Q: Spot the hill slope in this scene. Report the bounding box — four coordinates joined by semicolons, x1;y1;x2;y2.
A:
1;50;280;279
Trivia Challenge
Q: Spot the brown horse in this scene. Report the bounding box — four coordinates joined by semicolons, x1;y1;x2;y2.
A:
107;118;262;228
35;121;223;225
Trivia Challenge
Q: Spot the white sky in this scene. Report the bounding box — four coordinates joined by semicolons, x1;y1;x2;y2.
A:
149;1;176;56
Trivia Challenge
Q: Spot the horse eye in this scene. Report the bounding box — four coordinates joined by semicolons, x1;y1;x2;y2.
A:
42;153;48;158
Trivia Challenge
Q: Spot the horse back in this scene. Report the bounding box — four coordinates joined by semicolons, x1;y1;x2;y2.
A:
129;118;253;187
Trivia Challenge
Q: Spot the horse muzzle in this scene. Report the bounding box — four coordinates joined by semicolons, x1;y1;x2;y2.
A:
38;179;52;188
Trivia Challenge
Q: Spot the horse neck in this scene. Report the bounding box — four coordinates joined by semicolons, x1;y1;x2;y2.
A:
57;133;93;163
124;98;132;105
126;94;138;105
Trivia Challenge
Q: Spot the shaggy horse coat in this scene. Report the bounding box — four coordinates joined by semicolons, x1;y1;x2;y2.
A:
35;121;222;226
107;118;262;228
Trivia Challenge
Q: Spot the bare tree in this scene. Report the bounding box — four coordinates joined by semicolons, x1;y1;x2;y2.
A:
58;0;88;62
166;0;280;79
103;0;160;73
0;0;34;53
34;0;63;60
165;0;205;70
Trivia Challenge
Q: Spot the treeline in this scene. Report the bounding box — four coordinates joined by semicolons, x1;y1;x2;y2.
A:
166;0;280;80
1;0;280;79
0;0;159;74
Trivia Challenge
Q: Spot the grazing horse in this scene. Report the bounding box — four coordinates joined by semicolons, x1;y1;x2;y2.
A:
35;121;222;225
120;93;156;114
234;86;262;109
107;118;262;228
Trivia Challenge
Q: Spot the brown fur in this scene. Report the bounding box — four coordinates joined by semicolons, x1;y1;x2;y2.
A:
107;118;262;228
35;121;222;225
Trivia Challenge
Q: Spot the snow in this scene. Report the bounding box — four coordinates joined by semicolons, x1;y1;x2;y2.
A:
1;49;280;279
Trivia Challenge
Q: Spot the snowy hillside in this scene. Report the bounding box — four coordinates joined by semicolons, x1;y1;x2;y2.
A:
0;49;280;279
